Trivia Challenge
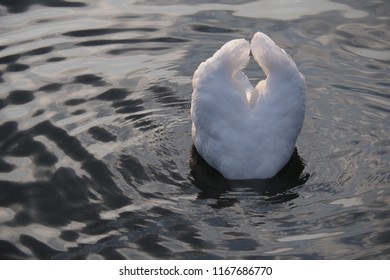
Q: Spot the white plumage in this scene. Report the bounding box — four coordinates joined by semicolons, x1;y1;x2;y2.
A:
191;32;306;180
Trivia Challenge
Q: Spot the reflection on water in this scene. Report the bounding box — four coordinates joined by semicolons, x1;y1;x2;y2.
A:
190;146;309;207
0;0;389;259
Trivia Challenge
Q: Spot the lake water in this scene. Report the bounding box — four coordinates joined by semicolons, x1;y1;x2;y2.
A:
0;0;389;259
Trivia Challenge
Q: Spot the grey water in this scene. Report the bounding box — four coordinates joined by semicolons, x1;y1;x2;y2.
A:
0;0;389;259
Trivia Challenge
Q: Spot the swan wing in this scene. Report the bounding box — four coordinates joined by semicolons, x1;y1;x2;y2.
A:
191;39;252;171
191;39;251;136
249;32;306;176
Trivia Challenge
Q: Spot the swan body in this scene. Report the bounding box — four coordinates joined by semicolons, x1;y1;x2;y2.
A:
191;32;306;180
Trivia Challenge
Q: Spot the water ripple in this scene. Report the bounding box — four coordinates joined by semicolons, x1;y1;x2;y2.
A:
0;0;389;260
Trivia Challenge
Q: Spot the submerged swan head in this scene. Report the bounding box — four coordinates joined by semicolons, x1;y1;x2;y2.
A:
191;32;306;180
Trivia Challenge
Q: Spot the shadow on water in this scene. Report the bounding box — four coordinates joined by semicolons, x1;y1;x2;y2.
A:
189;145;309;208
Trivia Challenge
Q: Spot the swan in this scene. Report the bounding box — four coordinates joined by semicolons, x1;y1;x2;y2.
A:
191;32;306;180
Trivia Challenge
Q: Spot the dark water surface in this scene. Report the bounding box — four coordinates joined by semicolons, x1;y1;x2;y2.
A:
0;0;389;259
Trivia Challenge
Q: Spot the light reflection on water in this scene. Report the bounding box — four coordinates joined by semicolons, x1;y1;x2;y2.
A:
0;0;389;259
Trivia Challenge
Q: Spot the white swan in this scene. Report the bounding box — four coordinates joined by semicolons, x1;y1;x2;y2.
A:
191;32;306;180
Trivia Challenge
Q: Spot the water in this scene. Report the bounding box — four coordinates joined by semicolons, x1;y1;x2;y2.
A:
0;0;389;259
